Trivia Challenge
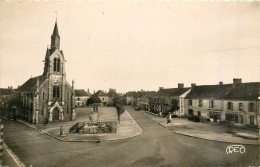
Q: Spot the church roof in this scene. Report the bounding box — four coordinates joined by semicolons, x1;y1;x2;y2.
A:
17;75;44;91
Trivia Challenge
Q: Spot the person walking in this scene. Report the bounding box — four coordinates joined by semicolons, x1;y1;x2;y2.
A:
167;112;172;124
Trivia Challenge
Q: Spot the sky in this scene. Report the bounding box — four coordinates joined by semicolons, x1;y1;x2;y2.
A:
0;1;259;93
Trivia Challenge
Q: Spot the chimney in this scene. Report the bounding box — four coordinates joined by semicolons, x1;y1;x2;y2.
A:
233;78;242;88
94;90;96;94
88;89;89;93
191;83;196;89
159;87;164;90
219;82;223;85
178;83;184;88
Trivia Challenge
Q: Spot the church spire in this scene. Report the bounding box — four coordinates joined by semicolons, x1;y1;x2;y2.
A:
51;20;60;50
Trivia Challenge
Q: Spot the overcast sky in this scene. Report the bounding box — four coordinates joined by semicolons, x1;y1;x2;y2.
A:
0;1;259;93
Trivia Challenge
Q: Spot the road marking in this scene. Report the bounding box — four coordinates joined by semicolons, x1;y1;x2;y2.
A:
3;142;25;167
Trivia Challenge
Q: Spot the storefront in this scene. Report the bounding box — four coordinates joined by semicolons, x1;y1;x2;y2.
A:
209;111;221;122
225;113;238;123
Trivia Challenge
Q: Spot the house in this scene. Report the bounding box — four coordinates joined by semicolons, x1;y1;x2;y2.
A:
184;79;259;127
136;91;156;111
0;87;16;108
184;82;233;121
150;84;191;116
75;89;91;107
124;91;137;105
223;79;259;126
95;90;109;106
5;21;76;124
107;88;119;105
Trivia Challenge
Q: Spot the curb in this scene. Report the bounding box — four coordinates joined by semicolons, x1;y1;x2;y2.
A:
13;115;141;142
158;123;259;146
16;119;100;143
107;110;142;141
4;142;26;167
146;111;160;117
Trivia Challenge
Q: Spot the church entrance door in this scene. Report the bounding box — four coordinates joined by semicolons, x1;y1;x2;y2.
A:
53;108;59;120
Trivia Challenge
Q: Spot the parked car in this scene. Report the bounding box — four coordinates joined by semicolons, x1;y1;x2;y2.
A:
135;107;141;111
188;115;200;122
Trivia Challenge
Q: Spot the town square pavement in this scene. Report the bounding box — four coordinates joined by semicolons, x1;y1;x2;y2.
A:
145;111;259;145
2;106;259;167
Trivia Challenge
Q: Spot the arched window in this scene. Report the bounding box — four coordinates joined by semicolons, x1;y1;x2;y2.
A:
53;85;60;98
57;58;60;72
53;58;61;72
42;91;45;100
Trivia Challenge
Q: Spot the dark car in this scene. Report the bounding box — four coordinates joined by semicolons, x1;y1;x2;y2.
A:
135;107;141;111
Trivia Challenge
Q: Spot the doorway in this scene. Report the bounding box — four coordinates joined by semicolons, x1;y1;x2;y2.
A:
53;108;59;120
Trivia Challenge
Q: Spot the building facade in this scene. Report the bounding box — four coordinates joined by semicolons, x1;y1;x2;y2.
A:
75;89;91;107
150;84;190;116
0;87;16;108
136;91;156;111
6;21;76;124
184;79;259;127
95;90;109;106
107;88;119;105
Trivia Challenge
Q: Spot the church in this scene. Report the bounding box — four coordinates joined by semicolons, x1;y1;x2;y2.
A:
7;21;76;124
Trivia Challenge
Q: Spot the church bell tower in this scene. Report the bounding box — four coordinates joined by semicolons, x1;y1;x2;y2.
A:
51;21;60;50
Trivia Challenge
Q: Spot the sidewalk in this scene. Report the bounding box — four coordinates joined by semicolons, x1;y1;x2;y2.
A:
17;107;142;142
145;111;259;145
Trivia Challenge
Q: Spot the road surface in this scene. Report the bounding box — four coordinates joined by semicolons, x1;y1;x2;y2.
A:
2;106;259;167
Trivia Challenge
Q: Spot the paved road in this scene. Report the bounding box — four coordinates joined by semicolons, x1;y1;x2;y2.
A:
3;106;259;167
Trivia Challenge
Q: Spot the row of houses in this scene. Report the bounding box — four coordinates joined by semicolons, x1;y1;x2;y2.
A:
61;88;119;107
126;79;259;127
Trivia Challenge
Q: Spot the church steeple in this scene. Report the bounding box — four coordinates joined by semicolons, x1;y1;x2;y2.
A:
51;21;60;49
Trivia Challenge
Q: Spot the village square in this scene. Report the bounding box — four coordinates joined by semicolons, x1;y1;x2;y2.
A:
0;1;259;167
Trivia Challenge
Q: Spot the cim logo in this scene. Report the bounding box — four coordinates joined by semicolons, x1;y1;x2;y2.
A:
226;145;246;154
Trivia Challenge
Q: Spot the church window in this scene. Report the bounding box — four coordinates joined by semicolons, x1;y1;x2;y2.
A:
54;58;57;72
53;58;61;72
57;58;60;72
53;85;60;98
42;91;45;100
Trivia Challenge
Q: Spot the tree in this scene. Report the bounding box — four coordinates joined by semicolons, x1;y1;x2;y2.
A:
113;97;125;124
169;100;180;116
86;96;101;107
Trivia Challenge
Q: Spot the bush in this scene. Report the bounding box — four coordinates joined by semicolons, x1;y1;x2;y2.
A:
188;115;200;122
